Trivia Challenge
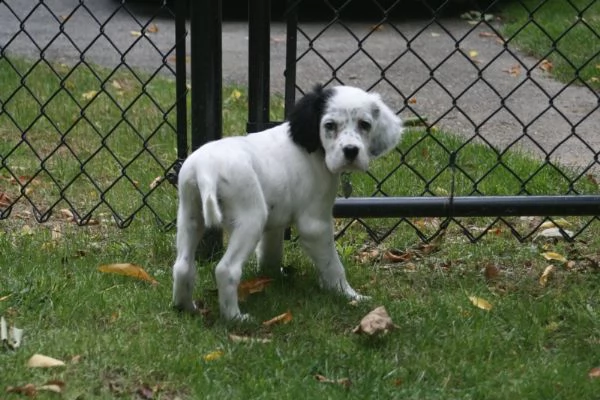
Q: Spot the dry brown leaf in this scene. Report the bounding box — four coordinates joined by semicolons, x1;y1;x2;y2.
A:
479;31;499;38
353;306;398;336
27;354;66;368
6;383;37;396
238;277;273;301
262;310;293;326
228;334;272;344
588;367;600;378
315;374;352;388
355;247;380;264
71;354;82;364
408;97;417;104
136;384;155;399
484;264;501;281
539;59;553;72
383;249;413;263
468;295;493;311
503;64;521;77
539;265;554;287
0;191;12;208
541;251;568;263
98;263;158;285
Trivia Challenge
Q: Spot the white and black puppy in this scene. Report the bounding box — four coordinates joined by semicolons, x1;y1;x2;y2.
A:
172;85;403;320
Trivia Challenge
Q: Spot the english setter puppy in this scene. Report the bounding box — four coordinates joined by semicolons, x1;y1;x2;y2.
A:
172;85;403;320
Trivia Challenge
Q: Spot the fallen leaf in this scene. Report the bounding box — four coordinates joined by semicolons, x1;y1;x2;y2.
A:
315;374;352;388
408;97;417;104
484;264;501;281
81;90;98;100
0;293;12;301
71;354;82;364
355;247;380;264
136;384;154;399
0;191;12;208
539;59;553;72
149;176;163;189
238;277;273;301
27;354;66;368
203;350;223;361
262;310;293;326
430;32;440;37
230;89;242;100
468;295;493;311
541;251;568;263
98;263;158;285
535;227;574;240
479;31;499;38
146;23;159;34
503;64;521;77
228;334;272;344
111;79;123;90
130;30;142;37
39;380;65;394
6;383;37;396
539;265;554;287
59;14;70;22
383;249;413;263
469;50;479;58
588;367;600;378
353;306;398;336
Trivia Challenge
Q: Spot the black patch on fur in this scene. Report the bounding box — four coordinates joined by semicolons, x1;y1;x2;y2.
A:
288;84;334;153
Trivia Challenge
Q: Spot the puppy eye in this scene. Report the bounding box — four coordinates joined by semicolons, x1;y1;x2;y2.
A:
324;121;337;131
359;120;372;131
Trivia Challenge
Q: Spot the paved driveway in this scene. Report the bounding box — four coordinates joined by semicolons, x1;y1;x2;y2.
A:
1;0;598;166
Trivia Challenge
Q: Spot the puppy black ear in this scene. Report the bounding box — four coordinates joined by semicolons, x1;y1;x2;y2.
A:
288;84;334;153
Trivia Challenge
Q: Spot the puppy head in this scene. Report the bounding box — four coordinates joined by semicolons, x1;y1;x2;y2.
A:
288;85;403;174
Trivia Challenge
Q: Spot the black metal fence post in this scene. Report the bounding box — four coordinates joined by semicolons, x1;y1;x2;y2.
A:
247;0;273;133
191;0;223;257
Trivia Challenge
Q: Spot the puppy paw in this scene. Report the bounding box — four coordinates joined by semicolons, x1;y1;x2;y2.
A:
351;293;372;302
173;301;198;314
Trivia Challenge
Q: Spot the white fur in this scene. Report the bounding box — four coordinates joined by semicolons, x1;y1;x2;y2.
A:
172;85;403;320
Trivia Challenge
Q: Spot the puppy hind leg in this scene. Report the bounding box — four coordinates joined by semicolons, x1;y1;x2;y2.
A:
256;228;284;277
215;220;265;320
172;183;204;313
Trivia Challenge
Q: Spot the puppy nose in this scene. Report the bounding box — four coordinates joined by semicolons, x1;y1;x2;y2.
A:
343;145;359;161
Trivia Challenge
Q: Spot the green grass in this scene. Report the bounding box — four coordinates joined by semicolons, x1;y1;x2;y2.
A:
2;54;600;398
500;0;600;90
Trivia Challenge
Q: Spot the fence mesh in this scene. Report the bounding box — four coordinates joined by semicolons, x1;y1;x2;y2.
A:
1;0;599;243
0;0;181;228
283;0;600;242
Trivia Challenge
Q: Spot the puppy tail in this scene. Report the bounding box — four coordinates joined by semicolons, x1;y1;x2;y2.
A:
198;177;223;228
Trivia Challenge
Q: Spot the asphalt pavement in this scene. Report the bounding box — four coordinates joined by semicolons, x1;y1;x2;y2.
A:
1;0;598;166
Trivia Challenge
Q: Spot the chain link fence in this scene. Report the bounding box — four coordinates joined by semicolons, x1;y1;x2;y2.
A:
270;0;600;242
1;0;599;244
0;0;185;228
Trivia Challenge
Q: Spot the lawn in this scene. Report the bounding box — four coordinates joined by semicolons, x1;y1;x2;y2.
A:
500;0;600;90
2;4;600;398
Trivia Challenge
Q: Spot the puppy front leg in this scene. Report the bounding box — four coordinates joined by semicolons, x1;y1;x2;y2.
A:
297;218;369;301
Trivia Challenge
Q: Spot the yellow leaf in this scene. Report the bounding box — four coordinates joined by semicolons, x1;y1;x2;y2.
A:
539;59;553;72
203;350;223;361
468;295;493;311
0;293;12;301
111;79;122;90
238;277;273;301
98;263;158;285
228;334;272;344
262;310;293;326
541;252;567;263
230;89;242;100
539;265;554;287
130;30;142;37
81;90;98;100
468;50;479;58
27;354;66;368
